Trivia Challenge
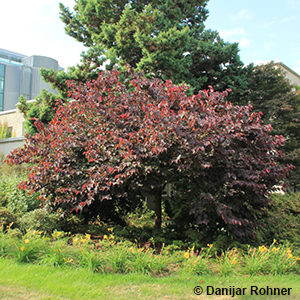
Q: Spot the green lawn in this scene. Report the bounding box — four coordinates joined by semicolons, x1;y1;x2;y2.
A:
0;258;299;299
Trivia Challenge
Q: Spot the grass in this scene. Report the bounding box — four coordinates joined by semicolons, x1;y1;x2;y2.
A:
0;258;299;299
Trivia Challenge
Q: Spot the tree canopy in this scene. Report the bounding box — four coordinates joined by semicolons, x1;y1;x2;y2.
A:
238;62;300;190
20;0;251;135
7;70;291;238
56;0;248;93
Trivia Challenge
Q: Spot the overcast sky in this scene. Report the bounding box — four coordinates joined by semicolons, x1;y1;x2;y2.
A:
1;0;299;75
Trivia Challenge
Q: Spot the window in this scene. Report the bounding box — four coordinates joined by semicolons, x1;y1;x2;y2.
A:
0;64;5;111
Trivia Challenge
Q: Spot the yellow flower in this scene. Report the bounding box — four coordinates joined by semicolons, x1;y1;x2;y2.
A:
20;246;25;251
286;248;292;254
7;222;14;229
80;237;88;243
273;238;277;244
138;248;143;253
73;237;79;244
184;252;190;259
85;233;91;240
108;228;113;232
103;235;108;240
207;244;213;248
232;258;238;265
288;253;293;259
259;246;267;253
24;239;30;244
110;234;114;239
272;247;279;252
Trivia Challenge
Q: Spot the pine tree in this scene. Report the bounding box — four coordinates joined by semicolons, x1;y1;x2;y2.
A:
57;0;247;92
21;0;250;134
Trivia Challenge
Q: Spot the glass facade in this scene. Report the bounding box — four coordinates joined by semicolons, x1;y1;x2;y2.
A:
0;64;5;111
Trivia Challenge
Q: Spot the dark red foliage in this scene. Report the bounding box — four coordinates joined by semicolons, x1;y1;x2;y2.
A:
6;69;292;237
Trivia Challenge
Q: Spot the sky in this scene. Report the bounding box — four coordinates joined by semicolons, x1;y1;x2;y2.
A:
206;0;300;74
1;0;299;74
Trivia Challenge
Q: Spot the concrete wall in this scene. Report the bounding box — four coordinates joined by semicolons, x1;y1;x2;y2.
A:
20;66;32;99
24;55;59;98
0;137;24;157
1;54;59;112
3;64;21;111
23;55;58;70
0;109;25;138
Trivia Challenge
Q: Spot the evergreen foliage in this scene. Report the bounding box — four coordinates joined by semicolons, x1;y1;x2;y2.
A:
56;0;248;93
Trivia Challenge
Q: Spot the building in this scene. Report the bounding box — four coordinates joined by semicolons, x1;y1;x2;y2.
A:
0;48;60;111
275;62;300;88
0;48;62;156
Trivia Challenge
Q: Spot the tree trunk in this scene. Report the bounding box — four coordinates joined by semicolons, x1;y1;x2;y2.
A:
154;191;162;229
144;188;163;229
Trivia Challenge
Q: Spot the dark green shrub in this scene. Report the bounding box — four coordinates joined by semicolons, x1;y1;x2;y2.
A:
19;209;61;234
255;192;300;246
59;213;85;233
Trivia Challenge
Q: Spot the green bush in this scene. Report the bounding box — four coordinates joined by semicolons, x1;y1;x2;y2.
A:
0;175;40;213
0;208;19;230
19;209;62;234
0;164;29;180
255;192;300;246
58;213;86;233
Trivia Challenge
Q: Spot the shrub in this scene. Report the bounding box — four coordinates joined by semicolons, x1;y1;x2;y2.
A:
0;175;40;213
255;192;300;246
19;209;61;234
58;213;86;233
7;69;291;239
0;208;18;230
0;163;28;178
